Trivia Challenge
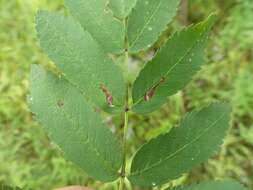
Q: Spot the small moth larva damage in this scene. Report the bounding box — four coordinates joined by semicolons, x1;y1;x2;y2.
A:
57;100;64;108
144;77;165;101
100;84;114;107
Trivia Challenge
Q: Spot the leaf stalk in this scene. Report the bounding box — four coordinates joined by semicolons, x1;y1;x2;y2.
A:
119;16;130;190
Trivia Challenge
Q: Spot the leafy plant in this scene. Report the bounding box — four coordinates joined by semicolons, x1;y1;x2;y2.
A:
25;0;249;189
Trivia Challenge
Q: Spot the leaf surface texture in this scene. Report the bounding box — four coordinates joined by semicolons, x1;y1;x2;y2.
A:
127;0;180;52
132;15;216;114
30;65;122;182
129;103;231;186
65;0;125;53
36;11;126;112
109;0;137;19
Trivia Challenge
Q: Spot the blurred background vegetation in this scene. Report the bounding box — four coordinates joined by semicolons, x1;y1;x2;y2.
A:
0;0;252;189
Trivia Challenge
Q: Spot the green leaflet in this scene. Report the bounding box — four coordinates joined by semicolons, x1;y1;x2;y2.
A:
109;0;137;19
64;0;125;53
129;103;231;186
132;15;216;114
127;0;180;53
0;185;21;190
171;180;249;190
36;11;126;113
29;65;122;182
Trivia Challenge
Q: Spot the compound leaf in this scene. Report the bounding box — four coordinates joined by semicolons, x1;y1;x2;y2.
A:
109;0;137;19
127;0;180;53
36;11;126;113
29;65;122;182
129;103;231;186
171;180;249;190
65;0;125;53
132;15;216;114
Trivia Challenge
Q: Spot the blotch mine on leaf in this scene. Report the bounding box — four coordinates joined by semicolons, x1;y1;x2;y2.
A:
100;84;114;107
144;77;165;101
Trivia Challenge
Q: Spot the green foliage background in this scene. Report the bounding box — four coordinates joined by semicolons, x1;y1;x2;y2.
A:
0;0;252;189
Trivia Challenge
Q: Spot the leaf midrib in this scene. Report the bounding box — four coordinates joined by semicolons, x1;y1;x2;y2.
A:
77;0;123;50
40;14;124;106
129;0;164;49
59;106;119;175
130;112;226;176
41;82;119;176
133;23;207;105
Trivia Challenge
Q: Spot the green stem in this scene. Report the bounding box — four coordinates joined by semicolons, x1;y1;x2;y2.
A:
119;16;129;190
119;85;129;190
119;177;125;190
123;100;129;172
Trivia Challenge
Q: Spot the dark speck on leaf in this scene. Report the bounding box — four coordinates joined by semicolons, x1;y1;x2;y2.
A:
57;100;64;108
31;112;36;118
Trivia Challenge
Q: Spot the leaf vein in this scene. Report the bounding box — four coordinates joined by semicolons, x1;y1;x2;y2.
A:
131;112;226;176
129;0;164;49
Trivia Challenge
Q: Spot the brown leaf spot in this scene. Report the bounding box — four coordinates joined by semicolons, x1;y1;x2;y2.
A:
57;100;64;108
144;77;166;102
100;84;114;107
144;88;155;101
